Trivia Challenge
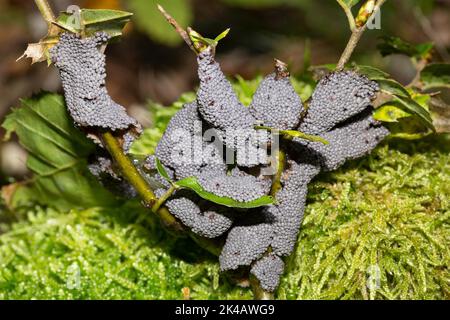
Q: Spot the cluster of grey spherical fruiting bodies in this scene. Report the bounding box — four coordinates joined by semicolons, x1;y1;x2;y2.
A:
52;33;389;293
153;48;389;292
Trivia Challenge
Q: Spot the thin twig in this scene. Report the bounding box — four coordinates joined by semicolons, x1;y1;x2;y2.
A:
157;4;197;54
336;0;388;70
336;0;356;31
336;28;365;70
34;0;60;36
407;58;428;89
34;0;55;24
33;0;183;232
151;184;177;212
413;6;450;62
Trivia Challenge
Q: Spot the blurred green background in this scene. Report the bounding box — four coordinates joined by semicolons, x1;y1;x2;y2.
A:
0;0;449;180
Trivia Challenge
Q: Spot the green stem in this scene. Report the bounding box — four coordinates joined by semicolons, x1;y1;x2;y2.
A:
152;184;177;212
102;132;222;255
250;149;286;300
102;132;157;205
336;27;365;70
102;132;183;231
190;234;223;257
270;149;286;196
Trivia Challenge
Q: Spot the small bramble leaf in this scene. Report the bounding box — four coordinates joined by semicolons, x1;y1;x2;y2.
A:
215;28;231;42
373;105;412;123
420;63;450;90
189;27;231;52
386;115;432;140
155;158;172;183
1;92;119;210
354;65;390;79
377;36;434;59
175;177;274;209
55;9;132;38
21;8;132;66
376;78;411;98
392;96;435;132
354;64;436;132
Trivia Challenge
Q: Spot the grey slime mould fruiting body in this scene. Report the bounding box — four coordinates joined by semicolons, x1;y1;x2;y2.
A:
163;190;234;238
299;71;379;135
51;32;136;131
219;222;274;271
197;170;271;203
151;62;389;292
250;73;303;130
250;254;285;292
197;47;255;131
55;36;390;293
196;48;270;167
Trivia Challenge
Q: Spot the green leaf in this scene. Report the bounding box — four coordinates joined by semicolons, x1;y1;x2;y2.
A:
55;9;132;38
373;104;412;123
155;158;172;183
354;64;435;132
392;96;435;131
215;28;231;42
354;65;390;79
376;78;411;98
189;28;231;51
420;63;450;90
355;65;410;97
386;115;432;140
234;75;261;106
127;0;193;46
1;92;118;211
175;177;274;209
189;30;217;48
377;36;434;59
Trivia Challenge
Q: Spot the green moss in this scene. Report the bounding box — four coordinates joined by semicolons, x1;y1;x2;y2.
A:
280;135;450;300
0;203;251;300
